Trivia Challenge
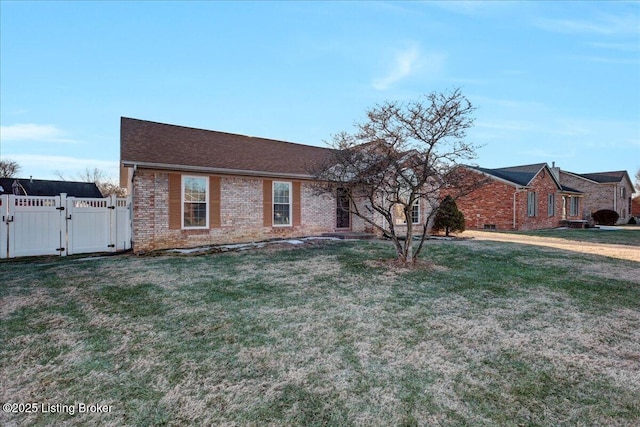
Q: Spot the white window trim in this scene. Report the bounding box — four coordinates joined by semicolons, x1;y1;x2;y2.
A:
394;200;421;225
182;175;209;229
547;193;555;217
272;181;292;227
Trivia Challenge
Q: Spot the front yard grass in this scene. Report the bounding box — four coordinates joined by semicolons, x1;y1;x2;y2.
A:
1;239;639;426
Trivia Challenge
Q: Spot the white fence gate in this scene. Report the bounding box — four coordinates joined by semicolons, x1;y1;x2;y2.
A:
1;193;131;259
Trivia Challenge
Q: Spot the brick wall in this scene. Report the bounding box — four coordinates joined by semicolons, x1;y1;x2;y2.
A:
455;177;516;230
132;170;341;252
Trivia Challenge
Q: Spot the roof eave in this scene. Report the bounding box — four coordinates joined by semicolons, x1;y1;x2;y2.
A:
122;160;316;180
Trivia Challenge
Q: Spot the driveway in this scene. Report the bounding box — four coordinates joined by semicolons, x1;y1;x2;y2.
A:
461;230;640;262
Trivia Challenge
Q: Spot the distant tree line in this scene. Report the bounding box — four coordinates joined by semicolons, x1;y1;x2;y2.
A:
0;159;125;197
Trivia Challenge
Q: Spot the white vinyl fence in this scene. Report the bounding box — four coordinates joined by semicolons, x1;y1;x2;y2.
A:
1;193;131;259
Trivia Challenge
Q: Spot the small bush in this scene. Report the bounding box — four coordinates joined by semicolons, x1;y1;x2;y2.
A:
592;209;619;226
432;195;465;236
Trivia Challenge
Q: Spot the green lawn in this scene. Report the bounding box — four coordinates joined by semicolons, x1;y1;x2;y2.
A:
514;227;640;246
1;239;639;426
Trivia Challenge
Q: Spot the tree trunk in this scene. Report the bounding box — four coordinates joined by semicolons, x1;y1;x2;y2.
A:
404;243;413;266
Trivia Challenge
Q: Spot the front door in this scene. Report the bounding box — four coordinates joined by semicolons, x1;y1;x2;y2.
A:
336;188;350;229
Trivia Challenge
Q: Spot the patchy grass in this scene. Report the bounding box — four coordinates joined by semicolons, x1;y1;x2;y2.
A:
1;239;639;426
515;227;640;246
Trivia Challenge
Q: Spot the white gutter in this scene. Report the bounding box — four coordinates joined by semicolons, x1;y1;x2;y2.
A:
130;164;137;250
121;160;315;180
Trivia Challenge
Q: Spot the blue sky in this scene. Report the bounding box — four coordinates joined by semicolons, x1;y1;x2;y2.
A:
1;1;639;184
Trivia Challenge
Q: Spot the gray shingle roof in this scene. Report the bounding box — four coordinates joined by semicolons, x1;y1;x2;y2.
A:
575;171;628;184
470;163;548;187
0;178;103;197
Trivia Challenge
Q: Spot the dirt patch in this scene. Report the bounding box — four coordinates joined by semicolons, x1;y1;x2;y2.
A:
461;230;640;262
365;258;450;273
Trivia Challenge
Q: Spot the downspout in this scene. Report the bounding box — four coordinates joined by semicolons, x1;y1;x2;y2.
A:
130;164;137;251
513;187;526;230
513;190;517;230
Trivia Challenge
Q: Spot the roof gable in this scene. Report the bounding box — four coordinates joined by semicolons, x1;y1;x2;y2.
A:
0;178;103;197
120;117;334;178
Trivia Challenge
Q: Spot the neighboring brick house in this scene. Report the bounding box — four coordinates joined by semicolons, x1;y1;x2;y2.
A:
454;163;584;231
556;169;634;224
120;117;389;252
632;196;640;218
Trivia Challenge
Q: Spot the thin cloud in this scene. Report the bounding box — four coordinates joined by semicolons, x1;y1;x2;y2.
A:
575;55;640;65
429;0;518;17
590;41;640;52
0;123;77;143
535;13;640;36
372;45;422;91
522;148;576;159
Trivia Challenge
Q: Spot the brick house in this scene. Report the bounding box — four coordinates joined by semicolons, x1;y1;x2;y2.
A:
555;169;634;224
632;196;640;218
120;117;389;252
454;163;584;231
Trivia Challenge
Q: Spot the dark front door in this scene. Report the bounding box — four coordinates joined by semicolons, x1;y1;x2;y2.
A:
336;188;350;229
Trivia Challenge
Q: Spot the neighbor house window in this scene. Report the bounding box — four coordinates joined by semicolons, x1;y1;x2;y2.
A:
411;199;420;224
393;200;420;225
569;196;580;217
273;181;291;226
527;192;537;217
547;194;555;217
183;176;208;228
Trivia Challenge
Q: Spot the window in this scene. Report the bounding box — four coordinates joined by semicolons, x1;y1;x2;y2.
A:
527;192;537;217
183;176;208;228
393;200;420;225
273;181;291;226
547;194;555;217
336;188;350;229
410;199;420;224
569;196;580;217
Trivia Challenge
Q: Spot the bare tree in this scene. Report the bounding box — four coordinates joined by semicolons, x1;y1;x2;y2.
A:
311;89;481;266
635;169;640;193
56;167;126;197
0;159;21;178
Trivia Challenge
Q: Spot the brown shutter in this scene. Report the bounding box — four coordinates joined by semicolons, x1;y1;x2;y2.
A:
209;176;221;228
168;173;182;230
292;181;301;226
263;179;272;227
